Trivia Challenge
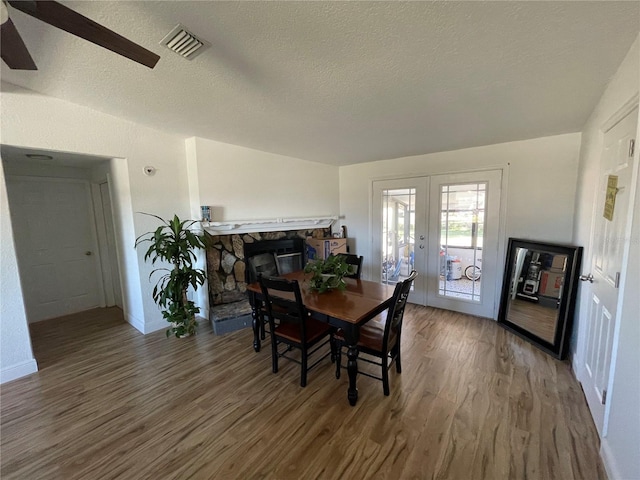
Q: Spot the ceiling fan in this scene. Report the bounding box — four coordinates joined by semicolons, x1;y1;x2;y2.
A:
0;0;160;70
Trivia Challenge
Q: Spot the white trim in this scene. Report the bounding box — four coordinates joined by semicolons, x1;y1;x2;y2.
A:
202;216;337;235
126;311;146;334
1;358;38;384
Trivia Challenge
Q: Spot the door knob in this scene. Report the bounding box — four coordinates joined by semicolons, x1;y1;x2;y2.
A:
419;244;425;249
579;273;593;283
85;251;92;256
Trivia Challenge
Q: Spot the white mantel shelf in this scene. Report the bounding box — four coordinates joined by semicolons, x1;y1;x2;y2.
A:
201;216;338;236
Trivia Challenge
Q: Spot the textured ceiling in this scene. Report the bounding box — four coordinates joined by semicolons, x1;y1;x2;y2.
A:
1;1;638;166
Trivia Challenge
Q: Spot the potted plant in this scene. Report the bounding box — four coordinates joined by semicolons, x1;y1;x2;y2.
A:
135;214;206;338
304;254;354;293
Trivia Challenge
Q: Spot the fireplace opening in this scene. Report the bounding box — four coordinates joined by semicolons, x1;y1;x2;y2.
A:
244;237;305;283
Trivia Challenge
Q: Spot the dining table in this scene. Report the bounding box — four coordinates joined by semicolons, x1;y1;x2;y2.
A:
246;270;396;406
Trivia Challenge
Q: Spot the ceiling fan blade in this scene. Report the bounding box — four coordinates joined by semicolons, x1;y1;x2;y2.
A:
1;17;37;69
7;0;160;68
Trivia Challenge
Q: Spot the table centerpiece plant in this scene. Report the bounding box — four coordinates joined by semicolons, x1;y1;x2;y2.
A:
304;254;354;293
135;213;206;338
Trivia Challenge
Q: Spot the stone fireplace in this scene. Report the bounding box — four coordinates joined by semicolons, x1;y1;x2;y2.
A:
203;219;334;333
204;228;330;306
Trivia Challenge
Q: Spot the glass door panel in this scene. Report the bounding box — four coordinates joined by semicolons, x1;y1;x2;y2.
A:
439;182;485;302
382;188;415;285
372;178;427;305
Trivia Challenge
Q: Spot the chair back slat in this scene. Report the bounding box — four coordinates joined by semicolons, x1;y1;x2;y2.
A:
336;253;364;279
383;270;417;350
259;276;307;338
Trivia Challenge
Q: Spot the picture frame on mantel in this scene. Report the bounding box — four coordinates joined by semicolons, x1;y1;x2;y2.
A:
497;238;583;359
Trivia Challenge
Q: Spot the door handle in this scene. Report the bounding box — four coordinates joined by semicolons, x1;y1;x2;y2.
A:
419;244;425;249
85;251;92;256
579;273;593;283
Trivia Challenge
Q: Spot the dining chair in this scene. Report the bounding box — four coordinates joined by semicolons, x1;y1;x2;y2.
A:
335;270;418;396
259;276;336;387
337;253;364;279
247;252;280;341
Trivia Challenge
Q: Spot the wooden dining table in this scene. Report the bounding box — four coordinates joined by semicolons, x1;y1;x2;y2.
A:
246;270;396;406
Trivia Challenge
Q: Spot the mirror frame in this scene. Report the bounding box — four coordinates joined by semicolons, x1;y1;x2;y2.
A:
498;238;583;359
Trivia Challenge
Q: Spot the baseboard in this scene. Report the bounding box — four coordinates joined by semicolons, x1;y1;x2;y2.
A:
143;318;167;334
601;438;622;480
126;311;146;334
0;358;38;384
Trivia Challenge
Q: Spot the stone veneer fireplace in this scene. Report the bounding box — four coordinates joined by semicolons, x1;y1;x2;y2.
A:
204;227;331;306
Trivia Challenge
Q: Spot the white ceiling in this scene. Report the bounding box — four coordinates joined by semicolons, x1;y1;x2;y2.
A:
1;1;638;166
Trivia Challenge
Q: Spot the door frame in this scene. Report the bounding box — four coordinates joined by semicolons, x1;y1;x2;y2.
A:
575;96;639;437
370;166;508;318
91;176;123;308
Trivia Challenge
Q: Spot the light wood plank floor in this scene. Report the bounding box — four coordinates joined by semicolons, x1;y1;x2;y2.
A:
1;305;606;479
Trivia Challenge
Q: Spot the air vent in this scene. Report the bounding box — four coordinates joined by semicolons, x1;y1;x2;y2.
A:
160;24;209;60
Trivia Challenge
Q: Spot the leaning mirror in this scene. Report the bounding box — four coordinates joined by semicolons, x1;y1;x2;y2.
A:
498;238;583;359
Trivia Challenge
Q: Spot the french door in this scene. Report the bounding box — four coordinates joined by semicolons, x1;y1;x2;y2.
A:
372;170;502;318
427;171;502;318
372;177;428;304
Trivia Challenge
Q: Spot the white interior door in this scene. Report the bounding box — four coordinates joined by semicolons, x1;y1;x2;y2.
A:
580;106;637;435
427;170;503;318
372;177;428;304
6;176;103;322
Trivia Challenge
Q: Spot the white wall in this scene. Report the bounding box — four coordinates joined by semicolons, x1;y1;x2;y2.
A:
339;133;581;279
573;36;640;480
190;136;340;222
186;136;341;319
0;164;37;383
0;82;191;340
0;84;341;382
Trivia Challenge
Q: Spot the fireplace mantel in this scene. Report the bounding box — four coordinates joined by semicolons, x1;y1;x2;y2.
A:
202;216;337;235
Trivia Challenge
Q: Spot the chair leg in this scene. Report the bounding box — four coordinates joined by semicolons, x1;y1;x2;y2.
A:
260;316;266;340
301;347;308;388
271;337;279;374
335;343;342;379
330;335;337;363
381;354;390;396
395;342;402;374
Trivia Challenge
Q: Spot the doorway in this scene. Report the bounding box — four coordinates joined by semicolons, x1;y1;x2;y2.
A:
372;169;503;318
2;149;122;324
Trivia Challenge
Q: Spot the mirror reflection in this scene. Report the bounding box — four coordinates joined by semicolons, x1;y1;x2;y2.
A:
506;248;567;343
498;238;582;359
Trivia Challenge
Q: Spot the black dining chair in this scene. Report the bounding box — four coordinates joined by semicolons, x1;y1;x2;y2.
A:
337;253;364;279
259;275;336;387
247;252;280;341
335;270;417;396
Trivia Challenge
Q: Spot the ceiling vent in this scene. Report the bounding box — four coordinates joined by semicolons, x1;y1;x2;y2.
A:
160;24;209;60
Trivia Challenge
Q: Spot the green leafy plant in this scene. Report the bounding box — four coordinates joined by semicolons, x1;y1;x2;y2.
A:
304;255;354;293
135;213;206;338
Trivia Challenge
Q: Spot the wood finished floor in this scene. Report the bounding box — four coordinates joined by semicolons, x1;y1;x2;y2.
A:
1;305;606;480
